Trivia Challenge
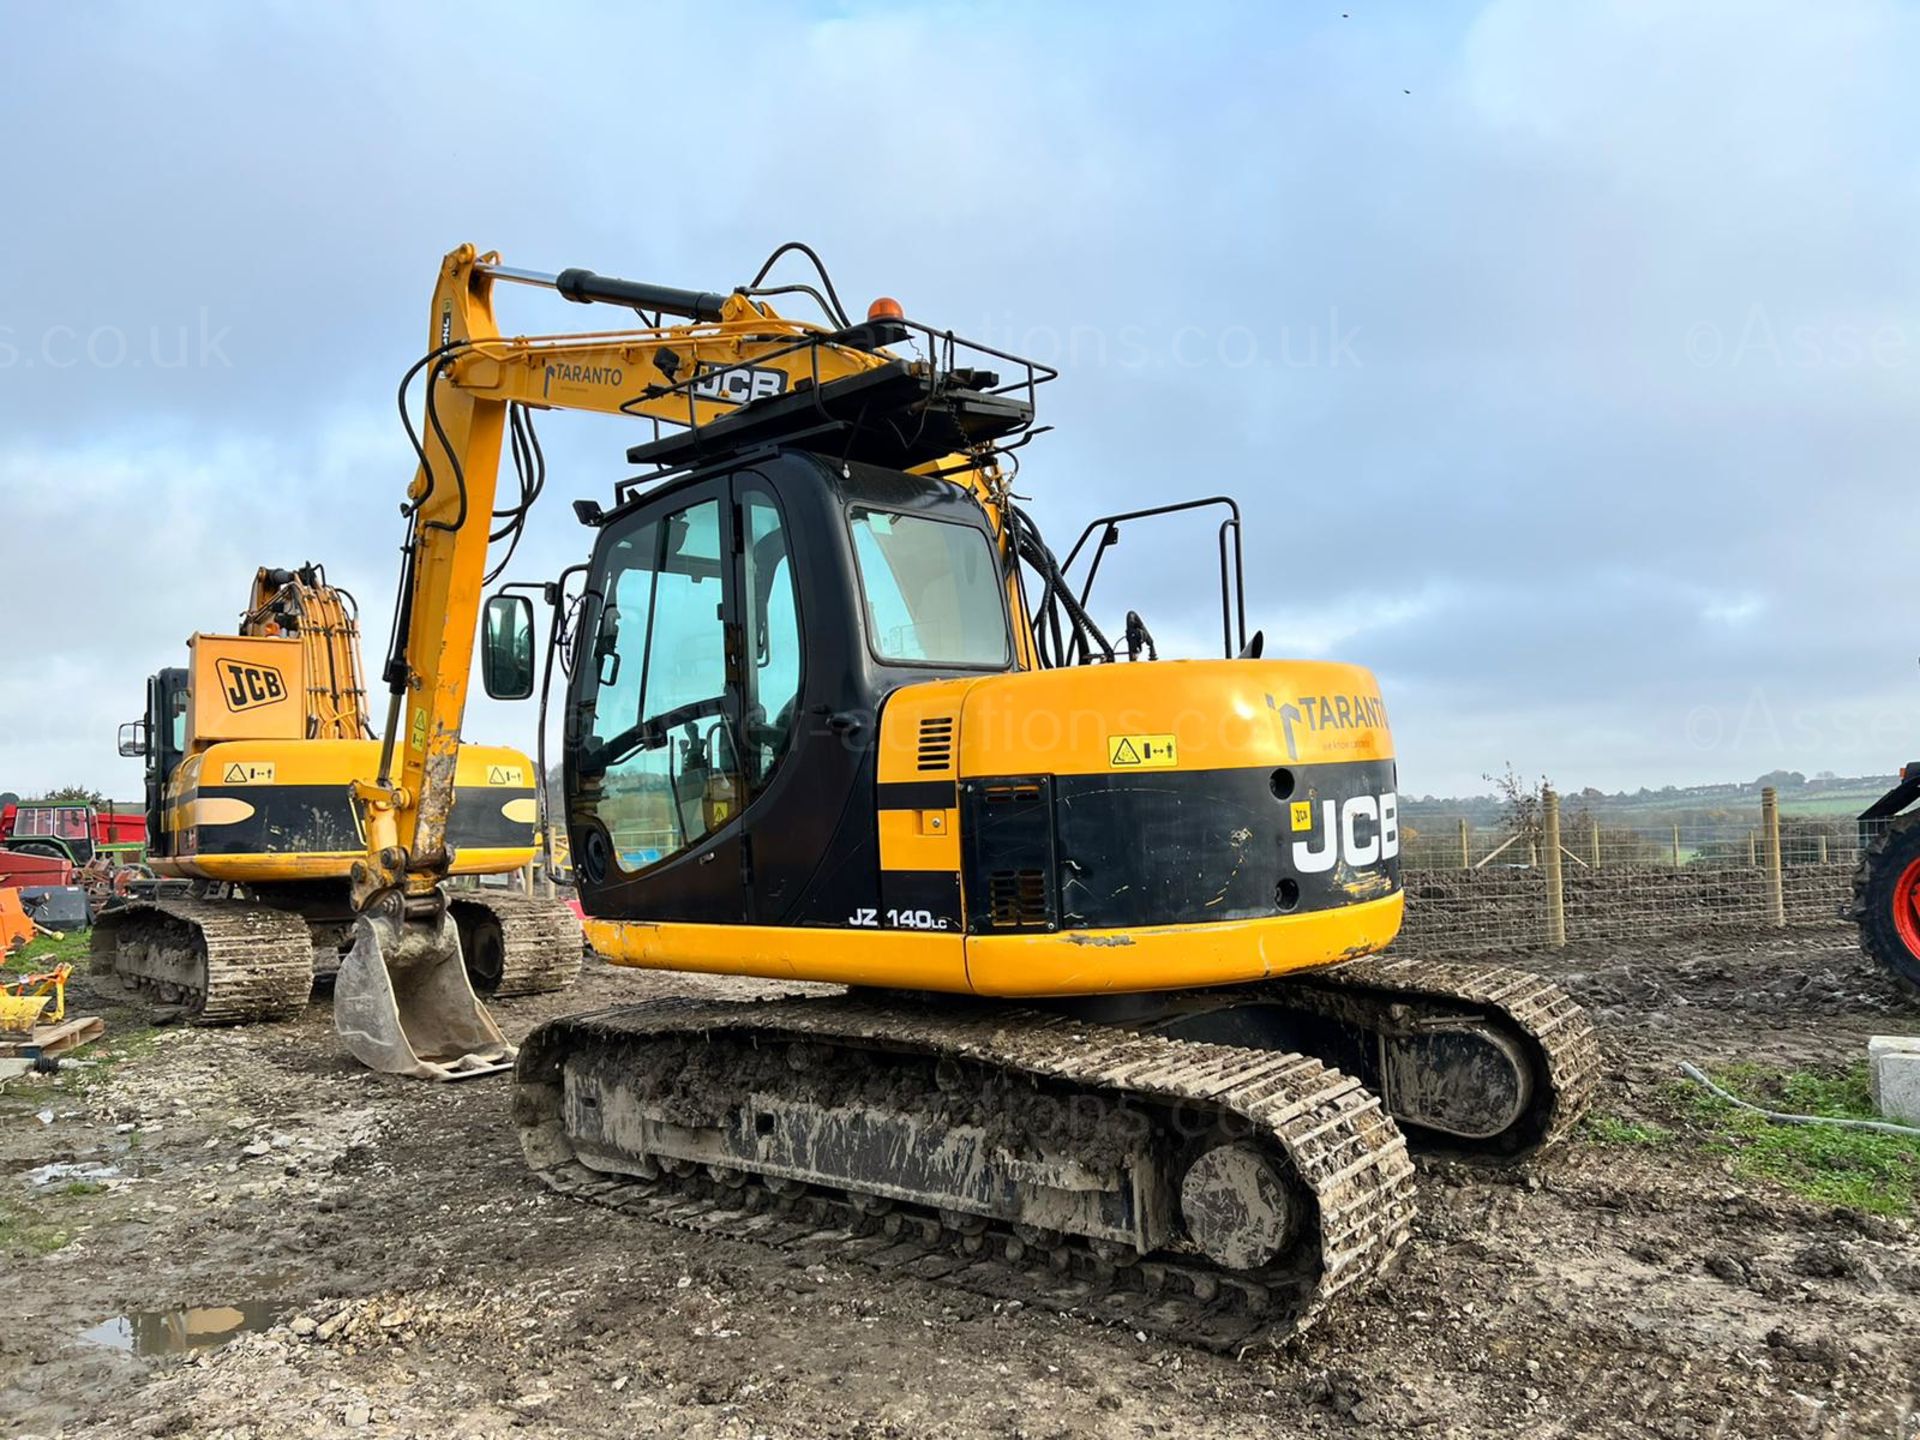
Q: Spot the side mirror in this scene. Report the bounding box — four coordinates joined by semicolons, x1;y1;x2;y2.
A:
481;593;537;701
117;720;148;758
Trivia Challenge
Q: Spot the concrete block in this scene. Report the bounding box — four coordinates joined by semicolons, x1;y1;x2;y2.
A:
1868;1036;1920;1125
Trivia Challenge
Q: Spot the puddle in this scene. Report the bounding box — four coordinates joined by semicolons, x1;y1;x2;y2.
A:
81;1302;281;1355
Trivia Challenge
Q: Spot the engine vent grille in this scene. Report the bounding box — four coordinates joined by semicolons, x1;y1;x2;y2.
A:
982;782;1043;805
916;716;956;773
961;774;1057;934
987;870;1050;928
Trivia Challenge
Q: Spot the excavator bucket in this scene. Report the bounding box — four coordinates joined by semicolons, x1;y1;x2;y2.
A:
333;908;515;1080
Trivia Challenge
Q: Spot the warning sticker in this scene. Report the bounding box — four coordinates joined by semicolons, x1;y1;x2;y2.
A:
485;765;527;786
220;761;276;785
1106;733;1178;769
1290;800;1314;831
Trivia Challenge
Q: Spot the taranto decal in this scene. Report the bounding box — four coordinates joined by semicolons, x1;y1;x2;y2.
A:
485;765;527;786
1266;691;1389;761
220;761;276;785
1290;791;1400;873
543;360;624;397
220;661;288;713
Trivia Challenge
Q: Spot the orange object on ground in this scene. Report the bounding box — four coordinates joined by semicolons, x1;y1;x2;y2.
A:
0;889;32;954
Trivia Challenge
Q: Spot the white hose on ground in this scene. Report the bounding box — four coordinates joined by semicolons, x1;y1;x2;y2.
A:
1678;1062;1920;1140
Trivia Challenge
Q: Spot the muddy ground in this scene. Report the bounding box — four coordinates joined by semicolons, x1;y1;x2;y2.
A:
2;928;1916;1440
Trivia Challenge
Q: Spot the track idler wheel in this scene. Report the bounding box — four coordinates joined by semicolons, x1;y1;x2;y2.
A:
333;907;515;1080
1179;1144;1299;1271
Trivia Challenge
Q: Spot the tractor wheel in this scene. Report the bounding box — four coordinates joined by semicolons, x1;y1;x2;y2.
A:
1852;816;1920;996
7;841;68;862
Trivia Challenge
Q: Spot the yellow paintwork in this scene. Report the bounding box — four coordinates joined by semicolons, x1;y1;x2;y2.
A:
160;848;538;884
876;808;959;873
874;681;968;878
176;738;529;789
954;659;1390;776
586;919;969;992
963;894;1403;996
586;891;1402;997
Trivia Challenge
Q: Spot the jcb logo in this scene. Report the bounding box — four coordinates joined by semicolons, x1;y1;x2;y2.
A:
692;362;786;406
1291;791;1399;873
220;661;288;713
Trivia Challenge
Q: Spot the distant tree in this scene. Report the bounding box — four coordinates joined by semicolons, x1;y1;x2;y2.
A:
1756;769;1806;790
1483;763;1550;850
32;784;106;807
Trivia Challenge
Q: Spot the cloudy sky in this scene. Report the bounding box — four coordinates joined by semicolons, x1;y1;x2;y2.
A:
3;0;1917;801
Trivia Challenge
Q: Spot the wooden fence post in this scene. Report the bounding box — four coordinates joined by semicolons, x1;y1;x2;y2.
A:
1543;787;1566;947
1589;815;1601;869
1459;818;1470;870
1762;786;1785;927
1818;834;1829;864
1672;824;1682;867
1747;831;1757;866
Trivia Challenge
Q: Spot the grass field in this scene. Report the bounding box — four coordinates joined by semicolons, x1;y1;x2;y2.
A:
1646;1063;1917;1217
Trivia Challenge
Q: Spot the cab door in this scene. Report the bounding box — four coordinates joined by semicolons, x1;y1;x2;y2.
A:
143;669;188;861
566;478;747;923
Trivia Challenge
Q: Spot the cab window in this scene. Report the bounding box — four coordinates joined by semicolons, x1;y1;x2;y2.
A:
849;508;1009;667
741;487;800;796
579;497;740;874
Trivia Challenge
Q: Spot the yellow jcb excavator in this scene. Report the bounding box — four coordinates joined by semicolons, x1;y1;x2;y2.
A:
95;563;581;1025
317;242;1595;1341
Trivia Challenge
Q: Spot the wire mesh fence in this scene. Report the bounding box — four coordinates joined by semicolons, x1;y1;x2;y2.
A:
1396;786;1868;956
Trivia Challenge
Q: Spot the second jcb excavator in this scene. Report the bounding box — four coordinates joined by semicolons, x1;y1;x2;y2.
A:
330;242;1597;1342
98;563;581;1025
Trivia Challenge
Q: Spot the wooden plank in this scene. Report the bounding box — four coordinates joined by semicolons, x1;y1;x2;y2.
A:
0;1014;105;1058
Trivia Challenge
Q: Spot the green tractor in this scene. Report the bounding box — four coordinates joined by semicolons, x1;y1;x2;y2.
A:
0;794;148;868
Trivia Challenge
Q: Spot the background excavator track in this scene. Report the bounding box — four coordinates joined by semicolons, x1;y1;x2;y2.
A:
90;897;313;1024
447;891;584;998
514;995;1417;1351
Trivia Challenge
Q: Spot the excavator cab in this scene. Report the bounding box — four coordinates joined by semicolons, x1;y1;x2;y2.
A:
558;451;1011;932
